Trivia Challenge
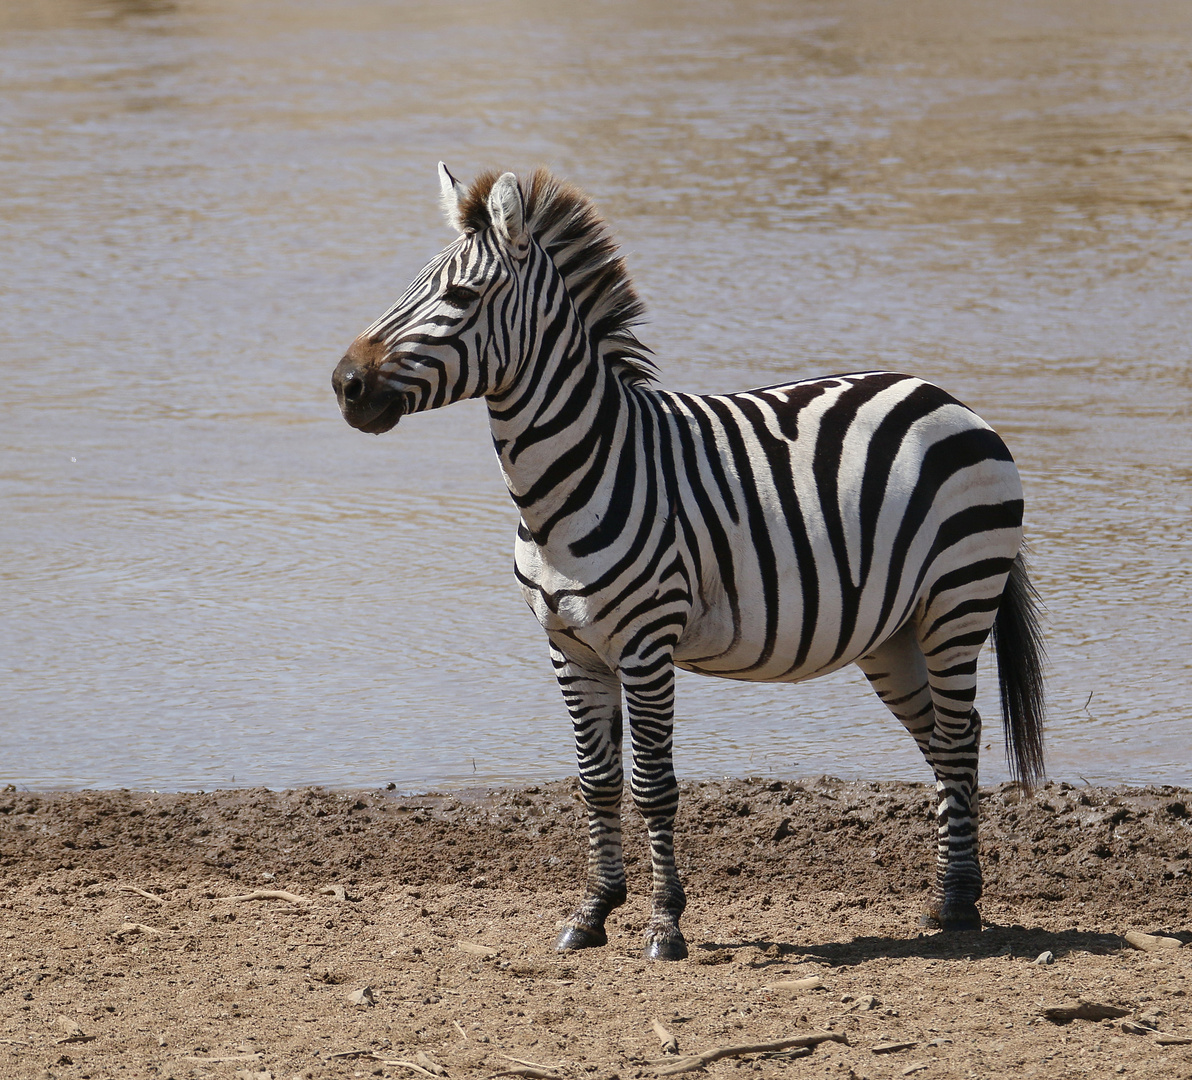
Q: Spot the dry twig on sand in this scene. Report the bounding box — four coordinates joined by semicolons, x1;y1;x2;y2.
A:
490;1054;562;1077
651;1031;847;1075
113;922;165;939
378;1059;446;1078
872;1041;918;1054
483;1063;557;1072
223;889;312;905
1042;1002;1131;1024
117;885;167;905
330;1049;451;1078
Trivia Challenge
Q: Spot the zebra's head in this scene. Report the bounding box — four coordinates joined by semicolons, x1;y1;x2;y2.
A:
333;164;653;435
332;164;534;434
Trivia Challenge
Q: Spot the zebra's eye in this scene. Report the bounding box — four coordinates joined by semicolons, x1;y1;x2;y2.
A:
441;284;479;309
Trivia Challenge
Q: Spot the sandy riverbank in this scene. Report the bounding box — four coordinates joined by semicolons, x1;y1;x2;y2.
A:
1;778;1190;1079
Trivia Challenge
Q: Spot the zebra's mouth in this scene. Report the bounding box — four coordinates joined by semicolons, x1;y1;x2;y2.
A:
353;395;405;435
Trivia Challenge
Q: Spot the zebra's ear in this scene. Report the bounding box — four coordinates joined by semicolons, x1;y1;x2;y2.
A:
438;162;467;233
487;172;526;249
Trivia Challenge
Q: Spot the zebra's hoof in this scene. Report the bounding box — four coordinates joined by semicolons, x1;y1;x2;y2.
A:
643;935;688;961
920;900;982;932
555;923;608;951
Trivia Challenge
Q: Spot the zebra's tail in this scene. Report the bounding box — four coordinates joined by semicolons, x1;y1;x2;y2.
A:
990;548;1047;790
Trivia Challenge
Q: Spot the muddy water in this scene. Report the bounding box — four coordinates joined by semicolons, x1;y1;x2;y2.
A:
1;0;1189;791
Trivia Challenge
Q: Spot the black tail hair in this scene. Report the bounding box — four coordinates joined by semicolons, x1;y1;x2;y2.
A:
990;549;1047;789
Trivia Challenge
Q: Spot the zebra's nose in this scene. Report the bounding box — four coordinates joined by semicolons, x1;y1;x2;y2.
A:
339;369;365;404
332;355;369;409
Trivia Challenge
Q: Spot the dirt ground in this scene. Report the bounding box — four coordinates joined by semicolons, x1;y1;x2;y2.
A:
2;776;1190;1080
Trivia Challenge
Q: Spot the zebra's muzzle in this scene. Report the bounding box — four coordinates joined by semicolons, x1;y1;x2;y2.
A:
332;350;406;434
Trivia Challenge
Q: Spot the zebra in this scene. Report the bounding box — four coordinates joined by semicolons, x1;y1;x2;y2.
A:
332;165;1046;961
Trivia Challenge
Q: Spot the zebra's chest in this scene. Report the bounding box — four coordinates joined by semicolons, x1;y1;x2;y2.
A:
513;531;623;633
513;524;699;661
516;554;588;634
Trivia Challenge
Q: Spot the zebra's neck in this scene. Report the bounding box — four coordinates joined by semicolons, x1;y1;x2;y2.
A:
487;329;639;547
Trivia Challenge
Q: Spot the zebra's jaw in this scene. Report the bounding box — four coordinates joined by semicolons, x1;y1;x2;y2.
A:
332;338;407;434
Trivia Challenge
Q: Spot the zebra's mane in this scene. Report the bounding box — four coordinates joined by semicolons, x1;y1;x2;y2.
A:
457;169;657;384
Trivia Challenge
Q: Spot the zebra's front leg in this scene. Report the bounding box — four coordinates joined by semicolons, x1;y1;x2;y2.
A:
550;645;628;953
625;663;687;961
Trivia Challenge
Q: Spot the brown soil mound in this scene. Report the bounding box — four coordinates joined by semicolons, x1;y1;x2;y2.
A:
2;779;1190;1080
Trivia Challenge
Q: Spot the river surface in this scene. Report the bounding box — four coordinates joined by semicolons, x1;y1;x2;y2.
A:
2;0;1189;792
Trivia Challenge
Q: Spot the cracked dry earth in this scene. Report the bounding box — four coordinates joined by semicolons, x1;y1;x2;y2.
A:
1;777;1190;1080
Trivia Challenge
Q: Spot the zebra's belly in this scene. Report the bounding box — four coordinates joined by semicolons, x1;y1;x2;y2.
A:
674;645;856;684
672;591;887;685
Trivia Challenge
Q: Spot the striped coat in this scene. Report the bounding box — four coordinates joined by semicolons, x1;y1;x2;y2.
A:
333;165;1045;959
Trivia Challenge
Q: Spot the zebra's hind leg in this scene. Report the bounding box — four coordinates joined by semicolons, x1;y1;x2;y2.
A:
550;644;628;953
856;623;983;932
919;663;984;933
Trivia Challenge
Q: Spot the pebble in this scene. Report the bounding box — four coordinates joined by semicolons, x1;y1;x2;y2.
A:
1034;951;1055;965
